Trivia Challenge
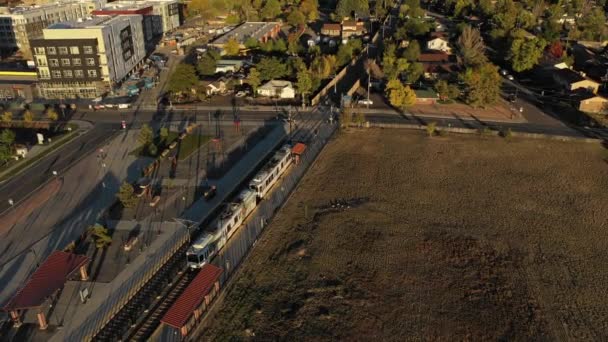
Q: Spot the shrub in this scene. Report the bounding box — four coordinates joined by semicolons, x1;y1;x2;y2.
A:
147;143;158;156
502;128;513;139
426;122;437;137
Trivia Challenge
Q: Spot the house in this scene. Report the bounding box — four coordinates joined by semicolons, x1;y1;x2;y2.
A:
423;63;461;80
414;89;439;105
427;36;451;53
552;68;600;94
418;52;452;63
257;80;295;98
574;92;608;113
201;78;227;95
321;23;341;37
341;19;365;39
215;60;243;74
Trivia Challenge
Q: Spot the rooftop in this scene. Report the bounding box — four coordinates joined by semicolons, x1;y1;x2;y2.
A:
260;79;293;89
211;21;280;45
47;14;138;29
0;0;102;15
554;68;589;84
418;52;452;63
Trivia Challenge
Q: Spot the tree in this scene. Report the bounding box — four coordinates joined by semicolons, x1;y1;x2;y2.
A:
300;0;319;21
23;110;33;123
224;37;241;56
245;37;259;49
117;181;138;208
490;0;518;38
296;67;313;107
247;68;262;95
402;40;420;61
435;80;460;101
168;63;198;95
461;63;502;107
577;7;607;41
46;108;58;121
138;123;153;147
336;0;369;18
273;38;287;53
147;143;158;156
405;62;424;84
197;53;217;76
261;0;281;19
509;37;546;72
288;35;303;55
88;224;112;249
386;79;416;110
287;9;306;26
457;25;487;67
159;127;169;143
426;121;436;136
383;43;409;80
257;57;289;80
0;129;15;146
1;111;12;123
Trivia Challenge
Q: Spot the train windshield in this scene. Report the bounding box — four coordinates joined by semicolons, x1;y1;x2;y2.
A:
187;254;199;263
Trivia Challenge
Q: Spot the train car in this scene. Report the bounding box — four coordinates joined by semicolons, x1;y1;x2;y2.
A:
235;189;257;218
249;145;293;200
186;232;218;268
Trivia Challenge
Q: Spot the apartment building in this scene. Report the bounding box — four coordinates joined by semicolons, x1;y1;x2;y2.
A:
31;15;145;99
0;0;107;59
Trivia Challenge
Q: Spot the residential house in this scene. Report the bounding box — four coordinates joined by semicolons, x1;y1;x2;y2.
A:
574;92;608;113
418;52;459;79
321;23;341;37
341;19;364;39
427;36;451;54
201;78;226;95
414;89;439;105
257;80;295;98
552;68;600;94
215;59;243;74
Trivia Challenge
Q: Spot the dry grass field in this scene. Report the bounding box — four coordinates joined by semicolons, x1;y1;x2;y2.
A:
200;130;608;341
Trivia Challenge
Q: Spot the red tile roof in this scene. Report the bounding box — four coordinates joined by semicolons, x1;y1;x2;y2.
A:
322;23;341;31
3;251;89;310
292;142;307;155
161;264;223;329
418;52;451;63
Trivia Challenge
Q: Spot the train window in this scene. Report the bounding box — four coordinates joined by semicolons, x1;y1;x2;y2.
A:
233;216;238;224
228;224;232;232
187;254;199;263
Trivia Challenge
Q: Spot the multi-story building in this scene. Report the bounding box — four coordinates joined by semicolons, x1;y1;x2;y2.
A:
91;0;181;51
0;0;107;59
31;15;146;99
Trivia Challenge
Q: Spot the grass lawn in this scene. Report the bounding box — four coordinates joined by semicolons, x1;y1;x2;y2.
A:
129;131;179;157
200;130;608;341
177;133;210;160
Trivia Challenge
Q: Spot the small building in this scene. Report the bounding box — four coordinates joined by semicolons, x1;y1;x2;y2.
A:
209;22;281;49
423;63;461;80
414;89;439;105
341;19;364;39
215;59;243;74
201;78;226;96
257;80;295;98
0;70;38;102
427;37;451;54
574;92;608;113
418;52;452;63
321;23;341;37
14;144;28;159
552;68;600;94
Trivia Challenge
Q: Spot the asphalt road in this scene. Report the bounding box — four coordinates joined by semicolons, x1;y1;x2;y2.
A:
0;123;117;213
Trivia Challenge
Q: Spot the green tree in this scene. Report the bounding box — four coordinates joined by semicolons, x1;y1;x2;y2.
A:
1;111;12;123
224;37;241;56
117;181;138;208
159;127;169;143
147;143;158;156
386;79;416;110
336;0;369;18
300;0;319;21
261;0;281;19
426;121;436;136
457;25;487;67
196;53;217;76
490;0;518;38
273;38;287;53
509;37;546;72
245;37;259;49
287;9;306;26
0;129;15;146
88;224;112;249
405;62;424;84
383;43;409;80
288;35;303;55
168;63;198;95
257;57;288;80
23;110;33;123
402;40;420;61
138;123;153;147
46;108;58;121
461;63;502;107
247;67;262;94
577;7;607;41
435;80;460;101
296;67;313;107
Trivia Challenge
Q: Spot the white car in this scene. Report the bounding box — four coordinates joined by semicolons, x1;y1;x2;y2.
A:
506;74;514;81
358;99;373;105
235;91;247;98
500;69;508;76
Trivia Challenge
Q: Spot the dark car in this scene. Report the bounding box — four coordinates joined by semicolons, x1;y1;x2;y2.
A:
201;184;217;200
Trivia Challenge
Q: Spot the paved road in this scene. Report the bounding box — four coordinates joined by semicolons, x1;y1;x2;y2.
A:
0;123;117;214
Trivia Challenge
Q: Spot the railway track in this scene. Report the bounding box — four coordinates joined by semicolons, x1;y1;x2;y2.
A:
92;110;327;341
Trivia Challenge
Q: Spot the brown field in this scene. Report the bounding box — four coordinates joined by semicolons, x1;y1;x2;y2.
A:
200;130;608;341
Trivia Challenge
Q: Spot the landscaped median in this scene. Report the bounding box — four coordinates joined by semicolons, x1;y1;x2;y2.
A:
0;122;82;183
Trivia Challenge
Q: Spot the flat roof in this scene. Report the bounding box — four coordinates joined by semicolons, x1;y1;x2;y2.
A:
2;251;89;311
161;264;223;329
47;14;138;29
211;21;280;45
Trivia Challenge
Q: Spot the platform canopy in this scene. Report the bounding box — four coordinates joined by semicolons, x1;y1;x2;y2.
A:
2;251;89;311
161;264;223;329
292;142;307;155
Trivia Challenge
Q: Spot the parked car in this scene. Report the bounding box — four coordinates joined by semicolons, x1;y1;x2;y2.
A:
202;184;217;200
235;91;247;97
506;74;514;81
358;99;373;105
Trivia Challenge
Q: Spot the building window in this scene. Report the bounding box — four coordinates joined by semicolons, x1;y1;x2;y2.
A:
47;47;56;55
69;46;79;54
72;58;81;66
74;69;84;78
61;58;70;66
51;70;61;78
85;57;95;66
39;69;50;79
63;70;73;78
58;46;68;54
34;47;45;55
83;46;93;54
49;59;59;67
36;57;47;67
87;69;97;78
